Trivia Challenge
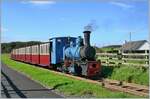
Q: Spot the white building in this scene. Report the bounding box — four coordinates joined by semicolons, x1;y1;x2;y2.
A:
121;40;149;52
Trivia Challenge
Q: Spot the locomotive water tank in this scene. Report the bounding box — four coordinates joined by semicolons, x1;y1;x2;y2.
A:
64;36;83;60
64;31;96;61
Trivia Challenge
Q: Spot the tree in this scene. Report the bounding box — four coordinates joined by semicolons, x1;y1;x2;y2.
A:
1;41;43;53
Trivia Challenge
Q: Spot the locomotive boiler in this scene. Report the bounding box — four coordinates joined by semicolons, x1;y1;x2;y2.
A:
63;31;100;77
64;31;96;60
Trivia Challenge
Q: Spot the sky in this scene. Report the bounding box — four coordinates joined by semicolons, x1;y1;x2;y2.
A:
1;0;149;47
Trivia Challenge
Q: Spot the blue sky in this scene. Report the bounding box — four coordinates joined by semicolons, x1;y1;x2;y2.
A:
1;0;149;47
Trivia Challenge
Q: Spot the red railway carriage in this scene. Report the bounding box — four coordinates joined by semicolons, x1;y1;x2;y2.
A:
11;50;14;59
39;43;50;67
13;49;16;59
15;49;19;60
14;49;17;60
14;49;18;60
20;47;26;61
31;45;40;64
17;48;20;60
13;49;16;60
25;46;32;63
18;48;21;61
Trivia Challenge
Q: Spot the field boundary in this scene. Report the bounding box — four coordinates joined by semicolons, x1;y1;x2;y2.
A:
96;51;149;67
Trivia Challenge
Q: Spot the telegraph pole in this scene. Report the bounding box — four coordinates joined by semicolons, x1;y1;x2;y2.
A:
129;32;131;42
128;32;132;54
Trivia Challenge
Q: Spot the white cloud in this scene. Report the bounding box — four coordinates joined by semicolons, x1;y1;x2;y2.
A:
1;27;8;32
109;1;134;9
22;0;56;5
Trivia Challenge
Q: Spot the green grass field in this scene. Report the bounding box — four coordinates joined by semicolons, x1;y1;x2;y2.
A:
97;55;149;86
1;54;144;98
98;47;119;52
101;65;149;86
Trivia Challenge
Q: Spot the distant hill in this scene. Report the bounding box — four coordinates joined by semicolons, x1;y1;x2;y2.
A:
1;41;43;53
96;45;122;53
102;45;122;48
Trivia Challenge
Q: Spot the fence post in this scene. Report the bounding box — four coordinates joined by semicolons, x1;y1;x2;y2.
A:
145;50;149;65
117;51;122;66
106;53;109;66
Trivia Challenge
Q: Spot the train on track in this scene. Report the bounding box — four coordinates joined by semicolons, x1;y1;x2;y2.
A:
11;30;101;77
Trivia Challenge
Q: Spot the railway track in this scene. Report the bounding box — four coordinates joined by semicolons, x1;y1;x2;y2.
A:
49;70;149;97
98;79;149;97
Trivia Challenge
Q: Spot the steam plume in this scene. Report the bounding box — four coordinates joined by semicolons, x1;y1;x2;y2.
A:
84;20;98;31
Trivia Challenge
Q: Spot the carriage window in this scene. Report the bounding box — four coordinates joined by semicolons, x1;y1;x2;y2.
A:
46;44;49;53
41;46;43;53
28;48;29;54
43;45;45;54
36;46;38;53
35;47;37;54
37;46;38;54
33;47;34;54
42;46;43;54
47;44;49;53
29;48;30;54
44;46;45;54
37;47;38;54
46;45;47;54
57;39;61;42
46;45;47;53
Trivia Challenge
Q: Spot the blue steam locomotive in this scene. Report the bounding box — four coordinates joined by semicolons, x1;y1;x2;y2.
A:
50;30;101;77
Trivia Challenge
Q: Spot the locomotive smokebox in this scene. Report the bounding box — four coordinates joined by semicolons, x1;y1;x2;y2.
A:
83;31;91;46
80;31;96;60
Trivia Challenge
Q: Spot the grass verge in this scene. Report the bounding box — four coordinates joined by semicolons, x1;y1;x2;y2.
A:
1;54;144;98
101;65;149;86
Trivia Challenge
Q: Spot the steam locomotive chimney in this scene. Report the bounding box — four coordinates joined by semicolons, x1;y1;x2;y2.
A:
83;31;91;46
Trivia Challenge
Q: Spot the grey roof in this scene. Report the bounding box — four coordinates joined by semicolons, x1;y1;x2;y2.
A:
121;40;147;51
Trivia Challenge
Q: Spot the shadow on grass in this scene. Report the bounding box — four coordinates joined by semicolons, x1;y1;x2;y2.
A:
51;82;70;90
